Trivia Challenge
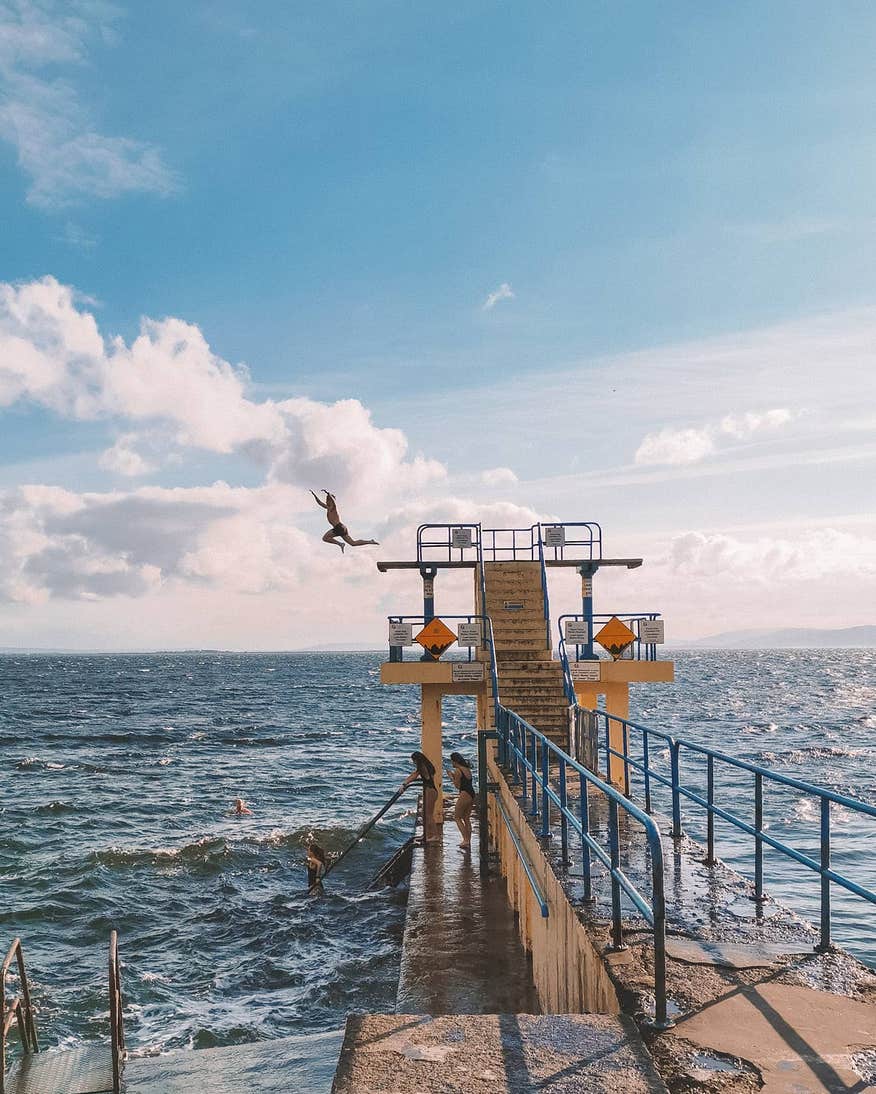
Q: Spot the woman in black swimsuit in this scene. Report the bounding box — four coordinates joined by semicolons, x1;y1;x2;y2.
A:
448;752;474;849
310;489;379;553
402;750;439;843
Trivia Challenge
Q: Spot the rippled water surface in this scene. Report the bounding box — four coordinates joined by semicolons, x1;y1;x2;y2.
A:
1;649;873;1082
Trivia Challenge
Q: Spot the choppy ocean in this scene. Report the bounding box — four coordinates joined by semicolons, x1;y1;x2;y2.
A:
1;649;873;1085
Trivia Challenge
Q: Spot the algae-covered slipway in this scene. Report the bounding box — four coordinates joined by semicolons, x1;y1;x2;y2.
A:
3;520;875;1093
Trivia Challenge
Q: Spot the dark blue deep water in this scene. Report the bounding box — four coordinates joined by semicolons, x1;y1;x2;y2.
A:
1;649;873;1082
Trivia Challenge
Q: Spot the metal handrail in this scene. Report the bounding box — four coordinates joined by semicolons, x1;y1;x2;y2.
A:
597;711;876;953
535;523;551;650
1;939;38;1093
416;522;603;564
495;796;549;917
108;931;125;1094
496;705;671;1028
387;613;491;662
558;613;663;663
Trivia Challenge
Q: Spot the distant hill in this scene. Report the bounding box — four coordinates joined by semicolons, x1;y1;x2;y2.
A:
678;625;876;649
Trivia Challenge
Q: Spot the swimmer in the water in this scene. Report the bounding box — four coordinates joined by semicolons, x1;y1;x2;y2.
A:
310;489;379;554
306;842;327;888
231;798;253;816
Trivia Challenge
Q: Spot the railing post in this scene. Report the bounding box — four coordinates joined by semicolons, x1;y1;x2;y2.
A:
530;732;539;817
541;739;550;839
643;730;652;814
578;563;596;659
559;756;569;866
520;724;529;807
649;834;672;1030
705;754;715;865
608;797;626;950
754;771;764;905
670;741;682;839
579;780;593;902
817;796;832;952
478;729;492;875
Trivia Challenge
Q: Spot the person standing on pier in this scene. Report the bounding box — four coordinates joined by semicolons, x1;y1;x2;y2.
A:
402;751;439;843
448;752;474;849
310;489;379;553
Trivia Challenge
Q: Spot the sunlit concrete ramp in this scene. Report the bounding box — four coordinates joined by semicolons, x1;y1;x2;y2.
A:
331;1013;667;1093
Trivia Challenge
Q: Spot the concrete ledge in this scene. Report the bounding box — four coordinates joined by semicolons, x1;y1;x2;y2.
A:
331;1013;667;1093
380;662;486;691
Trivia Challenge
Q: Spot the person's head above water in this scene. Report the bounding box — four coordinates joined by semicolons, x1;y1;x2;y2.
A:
233;798;252;815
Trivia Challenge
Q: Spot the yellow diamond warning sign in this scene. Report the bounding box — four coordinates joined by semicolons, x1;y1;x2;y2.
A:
414;617;457;660
594;616;636;661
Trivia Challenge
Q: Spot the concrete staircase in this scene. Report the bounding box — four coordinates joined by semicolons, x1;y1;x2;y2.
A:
479;561;569;749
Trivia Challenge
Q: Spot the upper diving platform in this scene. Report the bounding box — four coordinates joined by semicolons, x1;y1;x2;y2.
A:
376;521;642;571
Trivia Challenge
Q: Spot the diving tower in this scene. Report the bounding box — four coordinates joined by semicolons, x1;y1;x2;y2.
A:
378;521;674;805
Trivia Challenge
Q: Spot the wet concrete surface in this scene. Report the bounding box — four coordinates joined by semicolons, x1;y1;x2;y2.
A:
497;762;876;1092
397;804;541;1015
123;1029;344;1093
331;1013;668;1093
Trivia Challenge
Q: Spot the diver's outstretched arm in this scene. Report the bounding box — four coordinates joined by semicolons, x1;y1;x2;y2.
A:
311;490;328;509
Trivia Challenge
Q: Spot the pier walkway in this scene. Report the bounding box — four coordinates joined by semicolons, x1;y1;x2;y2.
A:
333;805;667;1093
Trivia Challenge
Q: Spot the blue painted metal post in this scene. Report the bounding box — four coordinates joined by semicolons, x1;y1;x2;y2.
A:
670;742;682;839
419;566;437;662
608;797;625;949
754;772;764;904
706;755;715;864
579;780;593;902
579;563;597;659
818;797;832;952
530;731;539;817
541;740;551;839
559;756;569;866
643;731;652;814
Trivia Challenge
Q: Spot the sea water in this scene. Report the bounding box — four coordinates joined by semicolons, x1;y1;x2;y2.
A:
1;649;873;1084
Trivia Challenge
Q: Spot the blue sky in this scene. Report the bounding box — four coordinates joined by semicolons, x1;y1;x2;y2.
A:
0;1;874;647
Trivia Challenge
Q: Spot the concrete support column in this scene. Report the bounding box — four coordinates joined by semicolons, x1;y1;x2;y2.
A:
421;683;445;822
604;683;630;790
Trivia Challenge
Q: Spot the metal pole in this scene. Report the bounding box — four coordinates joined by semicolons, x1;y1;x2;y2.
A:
541;738;550;839
477;730;494;875
817;796;832;951
579;563;596;659
530;731;539;817
608;797;625;950
754;771;764;905
420;566;437;661
706;754;715;865
580;780;593;902
643;730;652;814
559;756;569;866
670;742;682;839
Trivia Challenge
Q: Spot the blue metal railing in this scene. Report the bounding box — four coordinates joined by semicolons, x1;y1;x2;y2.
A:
416;522;603;565
496;705;671;1028
596;711;876;954
416;523;482;564
558;613;664;668
495;795;550;917
387;614;489;662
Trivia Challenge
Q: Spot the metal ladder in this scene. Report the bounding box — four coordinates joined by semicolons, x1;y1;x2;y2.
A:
1;932;124;1094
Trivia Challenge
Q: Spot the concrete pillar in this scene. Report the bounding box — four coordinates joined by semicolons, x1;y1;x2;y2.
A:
603;683;630;790
421;683;445;822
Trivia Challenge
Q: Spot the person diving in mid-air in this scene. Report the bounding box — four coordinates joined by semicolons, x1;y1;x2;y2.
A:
311;489;379;553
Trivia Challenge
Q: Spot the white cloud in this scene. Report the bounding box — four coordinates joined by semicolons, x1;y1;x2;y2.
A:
480;466;518;487
98;436;156;477
634;407;796;466
0;1;176;209
482;282;514;311
0;277;447;500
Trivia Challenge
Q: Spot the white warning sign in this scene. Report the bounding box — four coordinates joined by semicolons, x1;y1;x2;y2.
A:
638;620;665;644
570;662;601;682
451;528;473;549
388;623;413;647
457;622;482;646
564;620;590;643
452;662;485;683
